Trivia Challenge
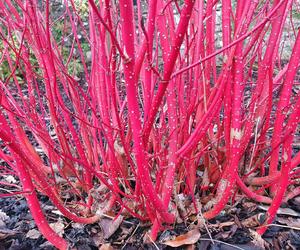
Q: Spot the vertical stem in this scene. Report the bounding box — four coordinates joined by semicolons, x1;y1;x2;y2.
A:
119;0;174;223
17;160;69;250
143;0;196;144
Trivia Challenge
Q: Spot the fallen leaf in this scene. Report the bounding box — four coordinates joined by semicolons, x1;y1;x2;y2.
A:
258;205;300;217
272;231;291;250
99;243;115;250
0;228;17;240
163;229;201;247
39;241;53;249
277;217;300;227
242;213;265;228
186;244;196;250
203;197;218;211
0;210;9;228
250;229;270;249
50;219;65;237
220;224;238;239
4;175;16;183
26;229;41;239
51;210;63;216
242;201;258;214
99;215;123;239
71;222;85;229
219;221;235;228
175;194;188;223
93;233;104;247
234;215;243;228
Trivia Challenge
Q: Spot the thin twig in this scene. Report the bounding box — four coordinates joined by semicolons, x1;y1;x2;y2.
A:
257;223;300;231
146;232;160;250
121;223;140;250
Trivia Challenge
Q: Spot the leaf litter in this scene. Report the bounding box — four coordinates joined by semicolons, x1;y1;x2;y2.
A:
1;187;300;249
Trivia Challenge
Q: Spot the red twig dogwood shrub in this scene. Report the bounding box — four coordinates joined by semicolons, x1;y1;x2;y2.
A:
0;0;300;248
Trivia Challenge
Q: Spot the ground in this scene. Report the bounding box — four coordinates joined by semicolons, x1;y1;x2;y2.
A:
1;193;300;250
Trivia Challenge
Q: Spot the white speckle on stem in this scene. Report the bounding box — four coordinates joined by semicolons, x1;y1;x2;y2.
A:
230;128;243;142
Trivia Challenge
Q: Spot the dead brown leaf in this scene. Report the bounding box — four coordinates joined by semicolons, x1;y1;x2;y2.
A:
93;233;104;248
49;219;65;237
250;229;270;249
186;244;196;250
175;194;188;223
0;228;17;240
272;231;291;250
220;224;238;239
0;210;9;228
163;229;201;247
26;229;41;239
209;221;235;228
242;201;258;214
242;213;265;228
99;215;123;239
258;205;300;217
277;217;300;227
99;243;115;250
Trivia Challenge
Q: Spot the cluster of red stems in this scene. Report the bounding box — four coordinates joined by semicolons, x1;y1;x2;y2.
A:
0;0;300;249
